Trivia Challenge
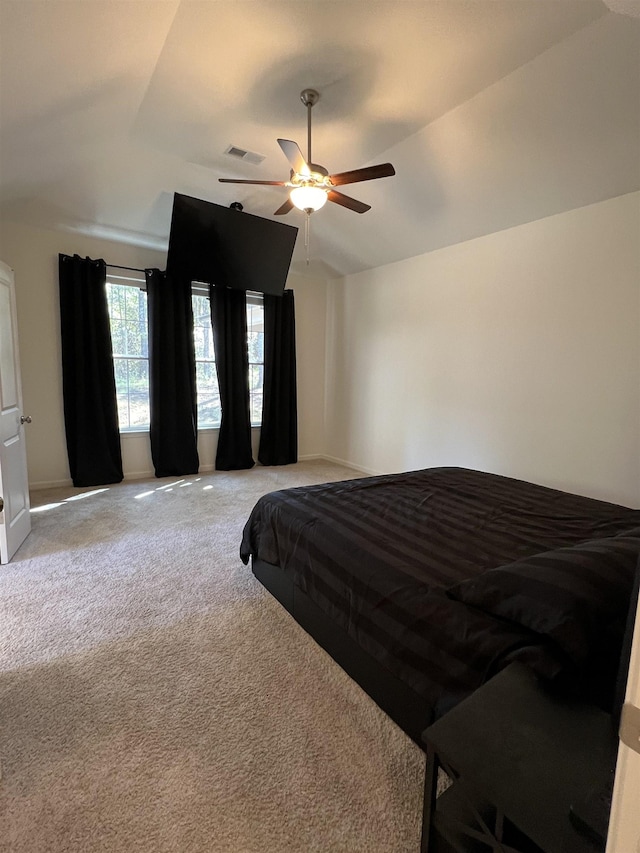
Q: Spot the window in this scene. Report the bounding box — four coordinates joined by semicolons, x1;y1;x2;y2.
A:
105;275;264;431
246;295;264;424
191;290;220;427
106;275;150;430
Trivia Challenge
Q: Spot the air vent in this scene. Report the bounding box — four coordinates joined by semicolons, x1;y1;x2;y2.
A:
224;145;266;166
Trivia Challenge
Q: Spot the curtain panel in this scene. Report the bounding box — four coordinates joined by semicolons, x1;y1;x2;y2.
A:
258;289;298;465
146;268;199;477
209;284;254;470
58;253;123;486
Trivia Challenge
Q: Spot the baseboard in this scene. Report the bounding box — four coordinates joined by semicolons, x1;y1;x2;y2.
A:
29;478;73;491
29;458;374;491
123;465;217;482
123;470;154;482
313;454;382;477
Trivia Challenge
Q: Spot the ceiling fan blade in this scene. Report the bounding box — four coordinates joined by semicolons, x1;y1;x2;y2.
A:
277;139;310;176
274;198;294;216
218;178;287;186
327;190;371;214
329;163;396;186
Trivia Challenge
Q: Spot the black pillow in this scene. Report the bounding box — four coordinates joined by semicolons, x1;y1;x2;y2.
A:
447;535;640;667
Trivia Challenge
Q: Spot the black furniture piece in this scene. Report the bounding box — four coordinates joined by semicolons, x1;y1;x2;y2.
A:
420;663;618;853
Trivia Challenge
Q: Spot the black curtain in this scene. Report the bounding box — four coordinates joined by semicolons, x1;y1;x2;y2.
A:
146;268;199;477
58;253;123;486
258;289;298;465
210;284;254;470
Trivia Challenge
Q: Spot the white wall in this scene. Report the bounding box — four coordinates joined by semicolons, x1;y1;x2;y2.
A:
324;192;640;507
0;220;327;487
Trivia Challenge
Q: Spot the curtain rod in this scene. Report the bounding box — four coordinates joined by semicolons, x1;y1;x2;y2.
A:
107;263;147;274
59;256;148;274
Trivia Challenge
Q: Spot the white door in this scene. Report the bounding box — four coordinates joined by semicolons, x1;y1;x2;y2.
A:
606;595;640;852
0;260;31;562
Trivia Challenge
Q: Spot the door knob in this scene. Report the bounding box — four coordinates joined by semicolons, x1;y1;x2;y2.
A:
20;415;32;424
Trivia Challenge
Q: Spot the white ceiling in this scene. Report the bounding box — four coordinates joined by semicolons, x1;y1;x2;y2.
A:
1;0;639;278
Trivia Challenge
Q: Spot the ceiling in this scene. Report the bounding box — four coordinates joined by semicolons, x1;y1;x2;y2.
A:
1;0;639;278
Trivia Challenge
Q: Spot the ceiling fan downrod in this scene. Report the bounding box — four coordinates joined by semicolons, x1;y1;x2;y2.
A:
300;88;319;166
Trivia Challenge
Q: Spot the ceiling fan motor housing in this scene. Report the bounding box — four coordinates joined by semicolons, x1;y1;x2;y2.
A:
308;164;329;178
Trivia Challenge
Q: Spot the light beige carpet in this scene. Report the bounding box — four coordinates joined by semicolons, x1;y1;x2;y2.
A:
0;460;425;852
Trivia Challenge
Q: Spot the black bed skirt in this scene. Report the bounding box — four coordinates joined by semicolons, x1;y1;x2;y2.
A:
252;557;433;747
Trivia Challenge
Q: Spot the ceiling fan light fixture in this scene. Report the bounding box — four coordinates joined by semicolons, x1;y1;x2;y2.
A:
290;184;328;212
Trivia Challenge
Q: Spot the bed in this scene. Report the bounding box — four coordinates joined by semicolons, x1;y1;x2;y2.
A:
240;467;640;744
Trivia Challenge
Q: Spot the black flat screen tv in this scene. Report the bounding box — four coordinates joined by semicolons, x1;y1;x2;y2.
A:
166;193;298;296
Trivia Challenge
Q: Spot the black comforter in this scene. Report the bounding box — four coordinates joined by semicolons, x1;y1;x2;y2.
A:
240;468;640;717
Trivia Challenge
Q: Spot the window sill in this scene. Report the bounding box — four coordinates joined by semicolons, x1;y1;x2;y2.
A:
119;425;261;437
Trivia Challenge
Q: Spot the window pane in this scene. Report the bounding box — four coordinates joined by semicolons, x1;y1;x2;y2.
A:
125;319;145;356
110;317;126;356
127;359;150;427
247;329;263;363
250;388;263;425
113;357;150;430
107;285;125;321
113;358;130;428
248;360;263;425
193;325;206;359
248;363;263;393
196;361;221;426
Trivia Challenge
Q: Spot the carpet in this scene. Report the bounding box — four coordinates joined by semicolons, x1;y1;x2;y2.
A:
0;461;425;852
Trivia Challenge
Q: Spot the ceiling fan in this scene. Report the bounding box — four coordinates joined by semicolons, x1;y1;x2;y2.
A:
219;89;396;216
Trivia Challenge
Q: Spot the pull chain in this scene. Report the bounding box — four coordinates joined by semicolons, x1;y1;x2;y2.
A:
305;211;311;265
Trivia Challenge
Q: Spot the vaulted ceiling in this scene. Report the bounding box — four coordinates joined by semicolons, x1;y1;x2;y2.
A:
1;1;638;277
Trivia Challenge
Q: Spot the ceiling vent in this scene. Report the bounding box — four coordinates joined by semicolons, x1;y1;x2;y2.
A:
224;145;266;166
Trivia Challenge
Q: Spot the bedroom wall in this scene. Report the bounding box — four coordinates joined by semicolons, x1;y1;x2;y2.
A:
324;191;640;508
0;220;327;487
